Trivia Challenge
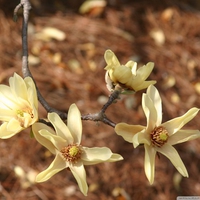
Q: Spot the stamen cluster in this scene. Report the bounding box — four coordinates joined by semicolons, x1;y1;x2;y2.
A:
150;126;169;147
60;144;83;163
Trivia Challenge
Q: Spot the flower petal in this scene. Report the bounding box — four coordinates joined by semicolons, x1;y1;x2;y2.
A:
11;73;33;102
38;129;67;151
142;93;157;133
168;129;200;145
0;109;16;121
105;71;114;91
113;65;132;84
156;144;188;177
32;122;57;154
146;85;162;125
0;86;19;109
26;77;38;110
162;107;199;136
32;106;39;123
48;112;73;143
104;50;120;70
67;104;82;144
125;61;136;71
115;123;145;143
137;62;154;81
126;61;137;75
108;153;124;162
36;154;67;182
132;129;151;147
0;122;20;139
9;73;27;100
6;118;24;132
81;147;122;165
70;163;88;196
132;80;156;92
144;144;156;184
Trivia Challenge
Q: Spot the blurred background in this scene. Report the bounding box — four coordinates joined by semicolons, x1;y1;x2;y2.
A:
1;0;200;199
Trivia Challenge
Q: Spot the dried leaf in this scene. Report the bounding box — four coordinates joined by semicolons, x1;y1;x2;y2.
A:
149;28;165;45
35;27;66;41
79;0;107;15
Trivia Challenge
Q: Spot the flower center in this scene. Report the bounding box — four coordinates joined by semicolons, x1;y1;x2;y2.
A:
60;144;82;163
16;110;24;117
150;126;169;147
16;107;34;127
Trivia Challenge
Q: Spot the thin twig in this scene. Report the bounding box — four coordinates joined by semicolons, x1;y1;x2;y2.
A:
81;112;116;128
81;90;121;127
14;0;67;120
14;0;119;127
101;90;121;113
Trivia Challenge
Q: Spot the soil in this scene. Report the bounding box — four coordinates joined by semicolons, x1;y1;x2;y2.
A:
1;0;200;199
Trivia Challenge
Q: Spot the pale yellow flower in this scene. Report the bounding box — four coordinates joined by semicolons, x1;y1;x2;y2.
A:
32;103;123;196
104;50;156;93
115;85;200;184
0;73;38;139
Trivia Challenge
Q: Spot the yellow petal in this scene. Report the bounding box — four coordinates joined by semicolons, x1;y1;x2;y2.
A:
104;50;120;70
82;147;123;165
162;107;199;136
25;77;38;109
146;85;162;125
48;112;73;143
125;61;137;71
113;65;132;84
70;163;88;196
108;69;118;83
113;65;133;84
131;80;156;92
0;109;16;120
142;94;158;133
7;118;23;132
115;123;145;142
132;129;151;147
0;85;19;109
32;123;57;154
107;153;124;162
38;129;67;151
144;144;156;184
9;73;28;100
136;62;154;80
0;122;20;139
67;104;82;144
156;144;188;177
36;154;67;182
168;129;200;145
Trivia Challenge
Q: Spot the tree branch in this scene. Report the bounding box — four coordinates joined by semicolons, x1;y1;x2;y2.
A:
81;90;121;128
14;0;120;127
14;0;67;120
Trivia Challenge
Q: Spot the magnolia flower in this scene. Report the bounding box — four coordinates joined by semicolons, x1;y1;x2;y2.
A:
115;85;200;184
104;50;156;93
0;73;38;139
32;104;123;196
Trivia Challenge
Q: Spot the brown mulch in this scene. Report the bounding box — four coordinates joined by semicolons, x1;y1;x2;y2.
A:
1;0;200;199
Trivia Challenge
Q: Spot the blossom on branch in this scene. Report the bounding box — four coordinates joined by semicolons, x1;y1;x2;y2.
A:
0;73;38;139
32;103;123;196
115;85;200;184
104;50;156;93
